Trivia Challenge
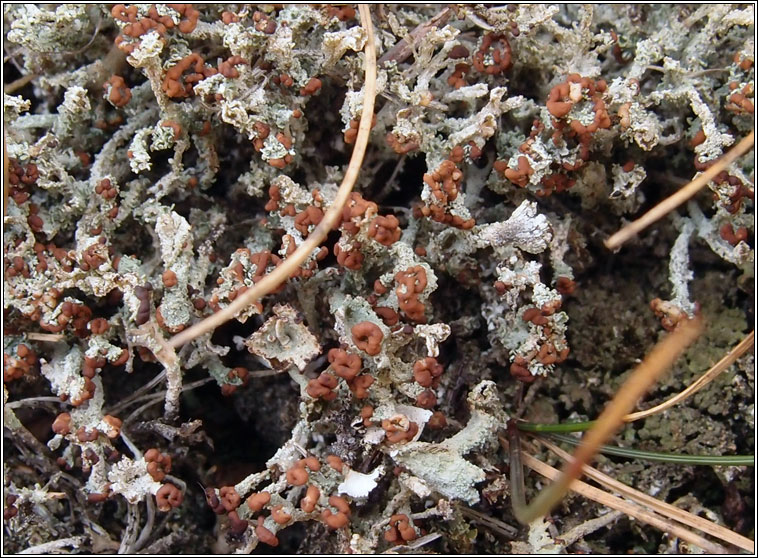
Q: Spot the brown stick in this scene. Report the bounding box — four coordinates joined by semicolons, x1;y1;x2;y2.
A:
377;7;452;65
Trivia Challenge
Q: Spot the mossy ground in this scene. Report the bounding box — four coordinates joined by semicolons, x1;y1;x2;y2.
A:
3;4;754;554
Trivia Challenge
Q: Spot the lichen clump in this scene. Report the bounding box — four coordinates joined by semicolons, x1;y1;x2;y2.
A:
3;4;753;554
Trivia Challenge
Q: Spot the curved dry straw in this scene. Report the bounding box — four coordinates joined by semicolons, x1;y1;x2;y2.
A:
624;329;754;421
517;329;755;431
605;130;754;250
168;5;377;349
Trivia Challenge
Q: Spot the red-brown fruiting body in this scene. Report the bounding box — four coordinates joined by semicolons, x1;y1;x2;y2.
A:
105;75;132;107
473;33;512;75
368;215;402;246
52;412;72;435
385;513;418;542
382;416;419;444
271;505;292;525
145;448;172;481
161;120;182;141
101;415;122;439
447;62;470;89
286;465;309;486
327;454;345;472
219;486;241;512
348;374;374;399
555;276;576;295
155;483;183;512
374;306;399;326
255;516;279;546
510;355;535;383
412;357;444;388
351;322;383;356
306;372;339;400
300;485;320;512
416;389;437;409
227;510;248;536
328;348;362;380
246;491;271;512
719;223;749;246
427;411;447;429
300;77;322;96
321;508;350;529
334;242;364;270
650;298;688;332
360;405;374;425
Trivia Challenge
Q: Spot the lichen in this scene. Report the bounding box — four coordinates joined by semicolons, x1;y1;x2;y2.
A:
3;4;753;555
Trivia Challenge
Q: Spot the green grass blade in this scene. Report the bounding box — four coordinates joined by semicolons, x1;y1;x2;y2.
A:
516;420;596;433
548;433;754;466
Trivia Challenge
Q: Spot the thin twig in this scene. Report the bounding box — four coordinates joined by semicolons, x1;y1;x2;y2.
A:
120;431;143;459
546;433;753;465
18;536;88;554
537;437;755;553
106;371;167;415
135;497;156;552
121;377;213;424
460;505;519;538
4;73;37;94
518;330;756;433
3;132;9;217
383;533;442;553
377;7;452;65
507;421;527;519
123;397;163;425
167;5;378;349
137;532;181;556
514;317;703;523
373;154;406;203
63;16;102;56
6;396;70;409
118;503;141;554
556;510;623;548
23;332;66;342
605;131;754;250
136;532;181;554
248;368;284;378
150;328;182;421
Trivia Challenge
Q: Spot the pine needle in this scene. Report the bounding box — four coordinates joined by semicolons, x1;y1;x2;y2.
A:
512;317;703;523
513;445;729;554
605;131;754;250
537;437;755;553
546;432;753;465
168;5;378;349
625;330;754;421
518;329;755;431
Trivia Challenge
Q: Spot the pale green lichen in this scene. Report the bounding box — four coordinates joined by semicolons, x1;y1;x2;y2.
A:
3;4;753;555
